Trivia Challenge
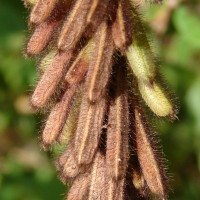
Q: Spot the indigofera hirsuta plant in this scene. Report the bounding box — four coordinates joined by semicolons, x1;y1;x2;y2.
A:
24;0;177;199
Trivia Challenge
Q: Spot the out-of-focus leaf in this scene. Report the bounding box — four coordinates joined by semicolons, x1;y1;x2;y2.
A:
172;6;200;49
0;113;10;133
185;78;200;133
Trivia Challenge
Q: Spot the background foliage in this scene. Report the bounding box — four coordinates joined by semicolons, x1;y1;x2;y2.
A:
0;0;199;199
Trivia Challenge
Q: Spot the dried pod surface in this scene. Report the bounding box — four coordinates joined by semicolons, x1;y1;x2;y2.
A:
42;85;78;150
67;172;91;200
66;58;89;85
58;0;91;51
106;94;129;180
88;152;106;200
112;0;133;51
26;17;58;55
74;95;107;164
30;0;58;24
104;177;125;200
115;178;126;200
65;41;93;85
31;51;72;108
85;22;114;103
27;0;73;55
106;65;129;181
86;0;108;25
135;108;166;198
104;179;117;200
57;141;87;180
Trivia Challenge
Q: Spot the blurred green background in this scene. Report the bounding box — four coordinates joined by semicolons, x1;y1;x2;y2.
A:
0;0;199;199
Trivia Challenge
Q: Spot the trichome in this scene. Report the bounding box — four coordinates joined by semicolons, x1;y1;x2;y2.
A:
24;0;177;199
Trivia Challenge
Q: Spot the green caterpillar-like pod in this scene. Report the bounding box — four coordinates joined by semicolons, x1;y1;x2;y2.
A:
126;9;155;83
39;50;57;74
51;88;82;157
126;9;173;117
59;88;82;146
126;40;155;83
138;81;173;117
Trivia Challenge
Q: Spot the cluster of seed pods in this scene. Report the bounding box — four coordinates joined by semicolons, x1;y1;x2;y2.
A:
24;0;176;199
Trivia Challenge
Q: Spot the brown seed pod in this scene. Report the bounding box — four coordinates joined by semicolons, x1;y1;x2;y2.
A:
85;22;114;103
56;141;88;180
66;171;91;200
111;0;133;51
41;85;78;150
84;0;109;36
65;41;93;85
104;176;126;200
135;108;166;198
115;178;126;200
86;0;108;25
106;63;129;181
104;178;117;200
31;51;73;108
65;57;89;85
26;0;73;55
30;0;58;24
26;19;59;56
106;95;129;180
58;0;92;51
74;95;107;165
88;152;106;200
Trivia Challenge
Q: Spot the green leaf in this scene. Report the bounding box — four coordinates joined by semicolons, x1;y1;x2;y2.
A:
173;7;200;49
185;78;200;133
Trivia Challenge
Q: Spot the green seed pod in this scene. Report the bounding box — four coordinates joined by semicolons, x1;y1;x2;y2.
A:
132;169;145;190
59;88;82;146
39;50;57;74
138;81;173;117
126;8;156;83
126;39;156;83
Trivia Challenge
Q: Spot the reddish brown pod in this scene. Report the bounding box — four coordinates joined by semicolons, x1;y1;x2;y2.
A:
134;108;167;199
73;95;107;165
31;51;73;108
26;0;73;55
111;0;133;51
41;85;78;149
30;0;59;24
85;22;114;103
